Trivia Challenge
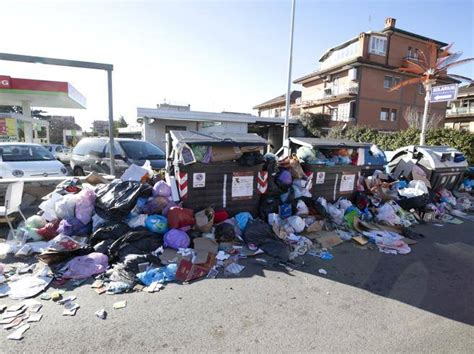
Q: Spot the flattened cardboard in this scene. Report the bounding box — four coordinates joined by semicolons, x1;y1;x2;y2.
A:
352;236;369;246
176;254;216;282
315;231;343;248
192;237;218;264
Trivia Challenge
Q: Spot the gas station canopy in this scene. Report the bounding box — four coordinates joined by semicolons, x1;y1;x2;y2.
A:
0;75;86;109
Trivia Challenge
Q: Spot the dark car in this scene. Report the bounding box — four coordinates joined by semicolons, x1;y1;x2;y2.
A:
70;138;166;176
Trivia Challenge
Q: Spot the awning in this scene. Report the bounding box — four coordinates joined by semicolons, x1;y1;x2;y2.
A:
170;130;268;147
0;75;86;109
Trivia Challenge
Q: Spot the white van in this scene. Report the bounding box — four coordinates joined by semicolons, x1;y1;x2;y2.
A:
0;143;68;178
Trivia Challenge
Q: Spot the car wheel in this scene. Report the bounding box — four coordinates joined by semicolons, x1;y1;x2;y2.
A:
73;166;85;176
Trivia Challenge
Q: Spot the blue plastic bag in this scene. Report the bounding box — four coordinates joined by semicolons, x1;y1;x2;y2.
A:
137;264;178;286
235;212;253;232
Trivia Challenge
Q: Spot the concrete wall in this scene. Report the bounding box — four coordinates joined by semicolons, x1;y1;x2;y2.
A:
143;119;198;149
198;121;248;134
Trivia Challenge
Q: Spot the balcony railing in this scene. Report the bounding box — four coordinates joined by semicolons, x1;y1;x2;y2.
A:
302;83;359;104
446;107;474;116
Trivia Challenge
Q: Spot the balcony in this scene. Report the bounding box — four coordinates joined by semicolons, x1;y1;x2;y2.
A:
446;107;474;117
301;83;359;107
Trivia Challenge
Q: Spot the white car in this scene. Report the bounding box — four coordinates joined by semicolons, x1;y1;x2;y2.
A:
0;143;68;178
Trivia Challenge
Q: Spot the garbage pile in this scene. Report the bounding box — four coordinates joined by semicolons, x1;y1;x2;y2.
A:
0;146;472;340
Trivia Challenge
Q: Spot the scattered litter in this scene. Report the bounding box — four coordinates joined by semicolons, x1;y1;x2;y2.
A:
7;323;29;340
58;295;77;305
225;263;245;275
3;317;24;329
113;301;127;309
95;309;107;320
26;313;43;323
318;269;327;275
144;281;164;293
62;302;80;316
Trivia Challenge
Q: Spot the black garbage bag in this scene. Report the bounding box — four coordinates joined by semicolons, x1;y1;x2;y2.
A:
258;196;280;221
95;181;153;221
264;154;282;194
37;247;93;266
108;228;163;262
122;254;162;273
215;222;236;242
93;239;115;255
242;219;274;246
397;193;430;210
237;152;265;167
90;222;131;246
260;240;290;262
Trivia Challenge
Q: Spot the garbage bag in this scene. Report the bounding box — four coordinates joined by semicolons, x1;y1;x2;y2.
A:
235;212;253;232
145;215;169;234
127;214;147;228
163;229;190;250
167;207;195;229
376;204;401;225
277;170;293;186
259;196;279;221
215;222;236;242
57;217;91;236
137;264;177;286
237;152;265;167
25;215;46;229
75;189;96;225
242;219;274;246
62;252;109;279
296;200;309;216
142;196;170;215
95;181;153;221
292;184;311;198
108;229;163;262
37;219;60;241
214;210;229;224
152;180;172;198
296;146;317;164
122;254;162;274
93;239;115;255
55;194;78;220
90;222;131;246
398;180;428;198
287;215;305;233
259;240;290;262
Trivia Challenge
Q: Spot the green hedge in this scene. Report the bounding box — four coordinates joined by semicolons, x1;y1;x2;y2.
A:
327;125;474;164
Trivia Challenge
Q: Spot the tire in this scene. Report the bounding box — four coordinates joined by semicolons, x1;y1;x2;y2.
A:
73;166;85;176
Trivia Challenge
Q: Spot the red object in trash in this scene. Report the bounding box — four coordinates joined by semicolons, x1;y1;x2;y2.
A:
167;207;195;229
175;253;216;282
214;210;229;224
37;219;60;241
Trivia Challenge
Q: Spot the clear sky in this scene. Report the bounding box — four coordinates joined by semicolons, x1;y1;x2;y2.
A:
1;0;473;131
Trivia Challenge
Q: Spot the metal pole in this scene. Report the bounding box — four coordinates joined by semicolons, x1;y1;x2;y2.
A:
419;81;432;146
107;70;116;176
283;0;296;154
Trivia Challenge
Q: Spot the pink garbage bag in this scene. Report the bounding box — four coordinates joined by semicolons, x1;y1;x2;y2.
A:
62;252;109;279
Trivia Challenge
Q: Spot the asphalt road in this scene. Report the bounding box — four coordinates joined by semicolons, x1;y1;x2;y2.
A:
1;220;473;352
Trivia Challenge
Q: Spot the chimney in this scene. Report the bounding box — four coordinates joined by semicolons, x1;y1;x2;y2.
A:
384;17;396;29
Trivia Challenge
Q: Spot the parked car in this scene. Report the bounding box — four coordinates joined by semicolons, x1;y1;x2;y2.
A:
70;138;166;176
0;143;68;178
43;144;72;164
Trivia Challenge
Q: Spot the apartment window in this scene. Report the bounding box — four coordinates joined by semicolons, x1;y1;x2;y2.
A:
369;35;387;56
390;109;397;121
418;84;424;94
384;76;400;89
407;47;420;60
380;108;390;121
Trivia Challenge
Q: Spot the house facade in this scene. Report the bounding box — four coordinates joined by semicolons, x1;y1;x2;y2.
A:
253;91;301;118
293;17;451;131
445;84;474;132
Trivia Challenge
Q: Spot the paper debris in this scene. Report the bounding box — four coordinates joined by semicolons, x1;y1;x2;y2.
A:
95;309;107;320
225;263;245;275
26;313;43;323
318;268;328;275
7;324;29;340
6;304;25;312
113;301;127;309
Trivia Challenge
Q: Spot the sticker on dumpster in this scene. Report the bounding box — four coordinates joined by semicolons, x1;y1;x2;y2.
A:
315;172;325;184
232;172;254;200
340;174;355;192
193;173;206;188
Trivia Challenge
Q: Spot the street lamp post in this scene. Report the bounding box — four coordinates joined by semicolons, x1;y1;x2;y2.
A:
283;0;296;154
420;79;435;146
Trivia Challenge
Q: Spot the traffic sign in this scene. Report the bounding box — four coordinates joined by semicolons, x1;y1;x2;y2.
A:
430;84;458;103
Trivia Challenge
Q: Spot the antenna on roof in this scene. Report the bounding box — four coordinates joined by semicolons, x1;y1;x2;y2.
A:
368;15;372;31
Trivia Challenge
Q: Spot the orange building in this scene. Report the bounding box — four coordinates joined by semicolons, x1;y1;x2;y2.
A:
293;18;453;131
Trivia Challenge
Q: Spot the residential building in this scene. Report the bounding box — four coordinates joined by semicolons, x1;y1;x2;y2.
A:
445;84;474;132
253;91;302;118
91;120;109;135
293;17;451;131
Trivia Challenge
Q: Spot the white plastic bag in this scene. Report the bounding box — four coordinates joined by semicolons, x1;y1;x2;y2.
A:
376;204;401;225
399;180;428;198
121;164;150;182
286;215;305;233
127;214;147;228
296;200;309;216
327;204;344;224
55;194;78;220
292;184;311;199
38;192;63;221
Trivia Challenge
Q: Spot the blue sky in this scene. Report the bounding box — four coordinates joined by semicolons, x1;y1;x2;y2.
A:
1;0;473;130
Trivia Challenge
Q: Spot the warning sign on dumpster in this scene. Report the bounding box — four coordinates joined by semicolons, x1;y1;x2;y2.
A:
315;172;325;184
340;174;355;193
232;172;254;200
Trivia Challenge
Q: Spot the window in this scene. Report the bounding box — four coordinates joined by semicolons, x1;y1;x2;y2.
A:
384;76;400;89
119;140;165;160
407;47;420;60
73;139;106;156
418;84;424;94
0;144;55;162
390;109;397;121
369;35;387;56
55;146;63;153
380;108;390;121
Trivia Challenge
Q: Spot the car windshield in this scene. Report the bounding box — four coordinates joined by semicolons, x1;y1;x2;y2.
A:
0;145;56;162
119;141;165;160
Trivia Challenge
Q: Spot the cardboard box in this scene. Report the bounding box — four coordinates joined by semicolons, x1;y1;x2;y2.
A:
211;146;242;162
175;253;216;282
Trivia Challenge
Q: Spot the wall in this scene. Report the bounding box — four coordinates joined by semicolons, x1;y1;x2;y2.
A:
198;121;248;134
143;119;198;149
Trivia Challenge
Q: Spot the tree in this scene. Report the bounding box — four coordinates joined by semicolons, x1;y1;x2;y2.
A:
0;105;49;119
298;112;331;137
404;105;444;130
118;116;128;128
390;42;474;145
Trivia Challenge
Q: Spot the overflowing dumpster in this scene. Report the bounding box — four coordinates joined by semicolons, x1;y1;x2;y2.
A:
288;137;386;201
387;145;468;191
167;130;268;216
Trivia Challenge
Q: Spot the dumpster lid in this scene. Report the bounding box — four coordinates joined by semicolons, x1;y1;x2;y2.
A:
289;137;370;149
170;130;268;147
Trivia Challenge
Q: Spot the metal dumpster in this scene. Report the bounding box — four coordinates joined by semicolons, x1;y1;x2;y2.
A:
288;137;376;201
167;130;268;216
387;145;468;191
